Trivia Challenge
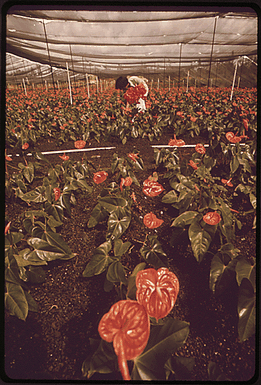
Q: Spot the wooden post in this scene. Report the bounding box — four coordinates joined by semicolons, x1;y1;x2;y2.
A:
168;75;170;91
66;62;73;105
45;80;48;92
157;78;159;90
22;78;27;96
186;71;189;93
151;79;153;90
86;74;90;98
230;60;238;101
96;76;99;93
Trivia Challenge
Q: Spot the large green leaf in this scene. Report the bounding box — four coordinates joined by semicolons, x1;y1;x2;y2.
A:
140;235;168;269
127;262;146;300
27;235;75;261
25;266;46;284
45;202;64;223
238;278;256;342
99;196;128;213
188;221;213;263
84;339;118;378
132;318;190;380
21;162;34;183
208;362;229;381
171;211;198;228
20;186;47;203
162;190;178;204
82;241;113;277
236;259;256;290
106;207;131;240
106;261;127;285
87;203;108;228
14;248;47;267
165;355;195;380
113;239;132;258
209;252;237;296
5;282;28;320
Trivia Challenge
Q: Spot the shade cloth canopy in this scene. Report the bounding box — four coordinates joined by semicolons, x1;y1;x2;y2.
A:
5;6;258;83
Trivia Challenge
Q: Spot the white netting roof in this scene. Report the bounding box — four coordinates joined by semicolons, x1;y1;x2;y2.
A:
5;7;258;83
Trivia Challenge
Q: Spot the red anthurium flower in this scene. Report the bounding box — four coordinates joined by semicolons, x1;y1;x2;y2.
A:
168;135;185;147
128;153;139;162
225;132;241;143
221;178;233;187
190;116;197;122
59;153;69;161
243;118;249;131
143;212;163;229
5;221;11;235
195;143;206;154
188;160;198;170
22;142;29;150
98;300;150;380
53;187;61;201
74;140;86;149
203;211;221;225
5;155;12;161
136;268;179;321
120;176;132;191
143;179;164;197
93;171;108;184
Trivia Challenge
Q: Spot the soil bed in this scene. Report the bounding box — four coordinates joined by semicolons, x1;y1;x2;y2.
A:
5;133;256;381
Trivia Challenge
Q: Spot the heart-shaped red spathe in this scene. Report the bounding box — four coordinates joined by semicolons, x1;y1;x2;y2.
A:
74;140;86;149
98;300;150;380
143;212;163;229
143;179;164;197
203;211;221;225
93;171;108;184
136;268;179;321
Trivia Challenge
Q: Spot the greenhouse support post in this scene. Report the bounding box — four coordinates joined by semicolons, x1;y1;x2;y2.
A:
230;60;238;101
208;16;218;90
96;76;99;93
22;78;27;96
186;71;189;93
86;74;90;98
178;43;182;92
42;20;55;90
66;62;73;105
168;76;170;91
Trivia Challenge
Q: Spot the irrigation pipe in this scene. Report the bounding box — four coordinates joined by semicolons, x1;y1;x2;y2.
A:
7;143;247;157
7;147;116;157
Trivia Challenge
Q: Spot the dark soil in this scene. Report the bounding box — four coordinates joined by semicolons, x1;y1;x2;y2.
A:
4;132;256;382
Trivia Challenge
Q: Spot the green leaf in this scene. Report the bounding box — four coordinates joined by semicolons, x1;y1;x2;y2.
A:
249;193;256;209
188;221;213;263
165;355;195;380
60;188;72;217
44;230;75;256
106;207;131;240
236;259;256;290
132;318;190;380
106;261;127;285
45;202;64;223
25;266;46;284
230;155;240;174
22;162;34;183
208;361;229;381
24;291;38;312
5;282;28;320
86;339;118;378
171;211;198;228
140;235;168;269
127;262;146;300
238;278;256;342
88;203;108;228
20;186;47;203
14;248;47;267
209;252;237;296
27;237;75;261
162;190;178;204
99;196;128;213
113;239;131;258
82;241;113;277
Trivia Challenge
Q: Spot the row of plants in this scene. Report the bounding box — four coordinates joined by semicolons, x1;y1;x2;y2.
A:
5;133;256;379
6;85;257;148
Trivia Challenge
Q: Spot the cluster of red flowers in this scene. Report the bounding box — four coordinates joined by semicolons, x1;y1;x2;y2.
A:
124;84;147;104
98;267;179;380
